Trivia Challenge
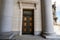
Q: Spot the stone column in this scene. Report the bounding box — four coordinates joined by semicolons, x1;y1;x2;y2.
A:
41;0;56;38
1;0;13;32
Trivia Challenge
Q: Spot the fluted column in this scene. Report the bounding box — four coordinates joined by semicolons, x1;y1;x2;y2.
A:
1;0;13;32
41;0;56;38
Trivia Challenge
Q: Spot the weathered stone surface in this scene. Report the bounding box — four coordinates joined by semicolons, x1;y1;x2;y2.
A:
12;35;60;40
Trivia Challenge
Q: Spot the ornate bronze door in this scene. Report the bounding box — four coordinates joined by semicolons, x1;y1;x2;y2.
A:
22;9;34;34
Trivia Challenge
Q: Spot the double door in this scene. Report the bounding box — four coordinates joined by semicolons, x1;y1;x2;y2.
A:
22;9;34;34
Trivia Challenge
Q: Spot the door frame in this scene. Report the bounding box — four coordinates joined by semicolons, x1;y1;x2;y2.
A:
22;9;34;35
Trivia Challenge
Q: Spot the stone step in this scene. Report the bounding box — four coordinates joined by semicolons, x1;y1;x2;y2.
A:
0;32;15;39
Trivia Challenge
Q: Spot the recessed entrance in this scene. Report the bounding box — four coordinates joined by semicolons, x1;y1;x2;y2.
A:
22;9;34;35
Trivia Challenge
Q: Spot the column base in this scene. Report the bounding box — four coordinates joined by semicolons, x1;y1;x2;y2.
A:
42;32;60;39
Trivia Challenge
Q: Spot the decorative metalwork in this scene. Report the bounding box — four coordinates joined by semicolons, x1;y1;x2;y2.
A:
24;22;27;26
24;28;26;32
30;23;32;26
24;17;27;21
30;28;32;32
29;17;32;21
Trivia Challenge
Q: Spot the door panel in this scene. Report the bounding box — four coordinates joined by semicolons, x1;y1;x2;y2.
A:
24;16;27;21
22;9;34;34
